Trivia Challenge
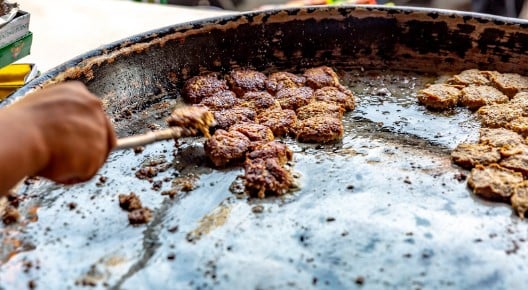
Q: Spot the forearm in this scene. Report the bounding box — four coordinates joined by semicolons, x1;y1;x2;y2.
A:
0;107;48;195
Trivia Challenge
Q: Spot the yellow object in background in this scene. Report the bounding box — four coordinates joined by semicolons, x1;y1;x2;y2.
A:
0;63;38;100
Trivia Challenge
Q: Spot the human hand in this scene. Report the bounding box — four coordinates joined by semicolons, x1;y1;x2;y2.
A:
10;81;116;184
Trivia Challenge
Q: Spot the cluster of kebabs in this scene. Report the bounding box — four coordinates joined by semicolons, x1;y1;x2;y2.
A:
177;66;355;198
418;69;528;218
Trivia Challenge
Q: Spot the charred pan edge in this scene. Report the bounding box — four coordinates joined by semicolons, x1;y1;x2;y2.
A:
3;5;528;108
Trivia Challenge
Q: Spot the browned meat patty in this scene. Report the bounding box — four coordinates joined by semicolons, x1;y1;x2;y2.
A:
256;107;297;137
512;181;528;218
246;141;293;165
479;128;525;148
265;71;306;94
118;192;142;211
451;143;501;169
229;123;274;146
313;86;355;111
303;66;341;89
468;164;523;201
199;90;240;111
509;92;528;110
226;69;267;97
296;116;344;143
213;106;257;130
448;69;490;86
417;84;461;110
507;116;528;137
482;71;528;97
500;144;528;158
296;101;344;120
477;104;523;128
459;85;509;109
240;91;281;113
166;106;216;137
204;129;252;167
275;86;314;110
183;74;229;104
500;153;528;177
243;158;293;198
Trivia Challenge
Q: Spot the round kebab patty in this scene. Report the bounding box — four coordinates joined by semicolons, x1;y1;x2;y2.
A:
226;69;267;97
265;71;306;94
468;164;524;202
417;83;461;110
183;74;228;104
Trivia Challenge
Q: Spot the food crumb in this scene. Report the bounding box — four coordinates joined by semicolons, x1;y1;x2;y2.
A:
133;146;145;154
251;205;264;214
161;189;178;198
172;176;198;192
68;202;77;210
28;280;36;289
22;261;33;273
181;180;195;192
75;265;102;287
355;276;365;285
135;166;158;179
128;208;153;225
505;240;520;255
152;180;163;191
454;172;467;182
96;176;108;187
2;206;20;225
118;192;142;211
167;225;179;233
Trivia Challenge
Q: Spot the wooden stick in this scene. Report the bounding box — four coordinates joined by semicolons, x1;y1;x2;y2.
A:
0;196;7;217
114;127;197;150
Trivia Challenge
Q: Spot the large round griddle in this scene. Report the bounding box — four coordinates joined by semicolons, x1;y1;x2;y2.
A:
1;5;528;290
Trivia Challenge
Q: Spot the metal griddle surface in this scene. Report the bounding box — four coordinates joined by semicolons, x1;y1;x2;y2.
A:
1;69;527;290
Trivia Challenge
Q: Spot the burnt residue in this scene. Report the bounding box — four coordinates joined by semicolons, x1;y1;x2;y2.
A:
456;23;476;34
502;31;528;57
477;28;506;55
399;20;473;58
427;12;440;19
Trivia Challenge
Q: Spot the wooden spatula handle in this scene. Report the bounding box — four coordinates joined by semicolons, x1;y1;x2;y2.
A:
115;127;196;150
